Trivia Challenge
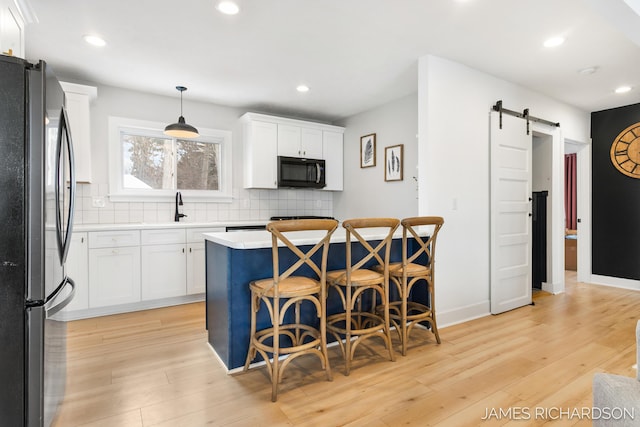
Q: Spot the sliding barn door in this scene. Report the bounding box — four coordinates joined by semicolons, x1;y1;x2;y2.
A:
490;111;533;314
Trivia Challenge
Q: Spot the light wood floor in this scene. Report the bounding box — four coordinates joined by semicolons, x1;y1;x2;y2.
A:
54;272;639;426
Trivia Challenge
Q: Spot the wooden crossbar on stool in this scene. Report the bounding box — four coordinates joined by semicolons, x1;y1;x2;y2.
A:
326;217;400;375
243;218;338;401
376;216;444;356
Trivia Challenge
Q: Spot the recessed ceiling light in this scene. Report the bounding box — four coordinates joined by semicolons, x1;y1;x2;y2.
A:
217;1;239;15
615;86;632;94
83;34;106;47
543;36;565;48
296;85;310;93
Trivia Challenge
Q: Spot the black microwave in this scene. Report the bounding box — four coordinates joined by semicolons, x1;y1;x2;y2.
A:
277;156;326;189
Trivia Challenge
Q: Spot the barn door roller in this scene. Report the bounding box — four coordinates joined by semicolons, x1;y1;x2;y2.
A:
492;100;560;135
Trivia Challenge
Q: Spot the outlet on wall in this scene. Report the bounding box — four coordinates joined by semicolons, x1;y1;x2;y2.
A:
92;196;105;208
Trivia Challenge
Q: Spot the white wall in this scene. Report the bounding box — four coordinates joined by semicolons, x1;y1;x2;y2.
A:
418;55;590;326
334;93;418;220
73;83;334;225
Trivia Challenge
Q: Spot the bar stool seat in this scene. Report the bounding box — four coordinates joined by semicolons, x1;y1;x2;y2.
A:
327;269;383;285
250;276;320;297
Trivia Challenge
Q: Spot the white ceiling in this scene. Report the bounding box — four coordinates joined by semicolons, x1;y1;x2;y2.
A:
22;0;640;123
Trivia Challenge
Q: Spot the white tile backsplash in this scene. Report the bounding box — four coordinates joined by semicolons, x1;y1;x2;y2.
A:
73;184;334;225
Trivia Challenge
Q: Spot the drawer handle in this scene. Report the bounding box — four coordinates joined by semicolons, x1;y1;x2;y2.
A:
112;249;120;255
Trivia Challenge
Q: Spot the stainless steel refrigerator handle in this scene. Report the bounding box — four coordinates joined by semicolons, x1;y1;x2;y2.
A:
54;106;76;265
45;276;75;317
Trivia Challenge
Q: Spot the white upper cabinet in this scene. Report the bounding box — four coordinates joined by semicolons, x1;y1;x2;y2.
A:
243;119;278;189
60;82;97;183
278;125;323;159
241;112;344;191
0;0;24;58
322;131;344;191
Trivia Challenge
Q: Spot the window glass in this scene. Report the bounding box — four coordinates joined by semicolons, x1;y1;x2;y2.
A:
108;117;232;202
176;139;220;191
122;134;173;189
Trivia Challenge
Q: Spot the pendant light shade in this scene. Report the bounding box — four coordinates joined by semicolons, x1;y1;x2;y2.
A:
164;86;199;138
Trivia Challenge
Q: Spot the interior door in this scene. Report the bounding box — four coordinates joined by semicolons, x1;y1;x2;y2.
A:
490;111;532;314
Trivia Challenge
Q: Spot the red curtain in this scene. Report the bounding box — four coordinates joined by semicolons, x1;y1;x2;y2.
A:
564;154;577;230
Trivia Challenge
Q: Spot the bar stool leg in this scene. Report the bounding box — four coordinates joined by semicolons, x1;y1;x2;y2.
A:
429;277;441;344
401;275;409;356
244;292;258;371
271;296;280;402
345;285;353;376
383;281;396;362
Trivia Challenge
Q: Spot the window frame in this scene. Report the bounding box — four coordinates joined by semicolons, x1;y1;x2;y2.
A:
108;116;232;202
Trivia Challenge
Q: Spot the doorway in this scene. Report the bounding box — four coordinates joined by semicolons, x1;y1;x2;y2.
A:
564;139;591;282
532;133;552;289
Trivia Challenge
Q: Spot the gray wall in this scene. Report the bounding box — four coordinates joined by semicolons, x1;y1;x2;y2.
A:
333;93;418;220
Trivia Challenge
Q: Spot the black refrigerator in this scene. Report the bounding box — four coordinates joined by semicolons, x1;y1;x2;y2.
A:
0;55;77;426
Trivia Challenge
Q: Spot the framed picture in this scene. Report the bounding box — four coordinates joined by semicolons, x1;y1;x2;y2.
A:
385;144;404;181
360;133;376;168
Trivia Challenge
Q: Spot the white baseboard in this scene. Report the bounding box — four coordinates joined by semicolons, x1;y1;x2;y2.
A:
541;281;564;294
590;275;640;291
55;293;205;321
437;300;491;329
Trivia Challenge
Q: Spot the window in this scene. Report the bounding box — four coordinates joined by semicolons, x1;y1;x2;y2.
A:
109;117;232;202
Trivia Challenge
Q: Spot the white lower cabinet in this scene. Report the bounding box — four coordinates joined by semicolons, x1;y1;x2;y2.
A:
186;242;205;295
141;229;187;300
89;246;141;307
64;232;89;311
185;227;223;294
88;230;141;308
64;226;225;317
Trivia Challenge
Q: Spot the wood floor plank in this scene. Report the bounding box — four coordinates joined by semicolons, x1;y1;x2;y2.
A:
53;274;640;426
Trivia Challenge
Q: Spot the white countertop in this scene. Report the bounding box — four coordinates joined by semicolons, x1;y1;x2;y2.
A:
72;220;268;232
204;226;429;250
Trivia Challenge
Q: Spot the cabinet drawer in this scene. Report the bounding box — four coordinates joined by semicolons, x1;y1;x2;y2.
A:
186;227;225;243
141;229;186;245
89;230;140;248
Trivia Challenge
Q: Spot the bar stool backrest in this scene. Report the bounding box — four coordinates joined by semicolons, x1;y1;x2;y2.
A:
342;217;400;277
401;216;444;269
267;219;339;285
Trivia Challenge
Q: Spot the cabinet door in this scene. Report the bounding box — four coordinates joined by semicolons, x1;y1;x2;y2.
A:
141;244;187;300
301;128;323;158
63;91;92;183
186;242;206;295
0;3;24;58
63;233;89;312
277;124;302;157
244;120;277;189
322;131;344;191
89;247;141;307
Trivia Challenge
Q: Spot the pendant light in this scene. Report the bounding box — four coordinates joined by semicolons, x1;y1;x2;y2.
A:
164;86;199;138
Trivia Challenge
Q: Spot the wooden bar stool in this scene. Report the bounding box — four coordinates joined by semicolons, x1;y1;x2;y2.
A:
326;217;400;375
377;216;444;355
243;218;338;401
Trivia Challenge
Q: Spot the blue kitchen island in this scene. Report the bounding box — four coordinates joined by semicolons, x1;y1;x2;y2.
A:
203;227;427;371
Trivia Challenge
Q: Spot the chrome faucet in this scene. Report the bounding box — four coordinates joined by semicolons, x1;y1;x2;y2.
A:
175;191;187;222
